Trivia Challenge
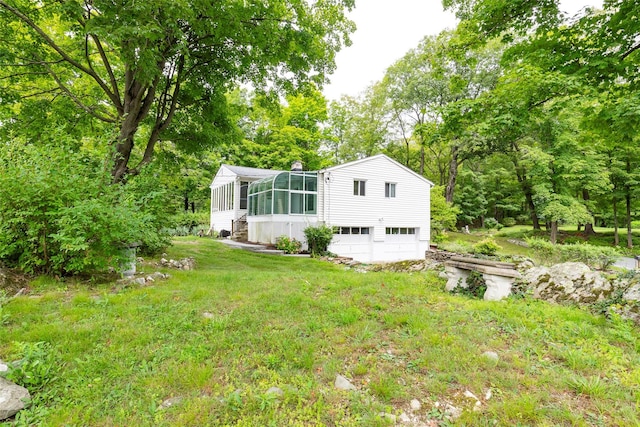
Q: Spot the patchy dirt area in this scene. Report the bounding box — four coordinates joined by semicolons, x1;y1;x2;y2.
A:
0;268;30;296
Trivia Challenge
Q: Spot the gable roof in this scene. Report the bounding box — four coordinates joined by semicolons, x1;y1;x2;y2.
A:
321;154;434;187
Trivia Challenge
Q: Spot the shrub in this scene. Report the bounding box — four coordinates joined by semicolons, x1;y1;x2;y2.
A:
0;142;171;275
303;224;335;256
526;238;620;270
473;238;501;256
170;211;209;231
484;218;503;230
275;236;302;254
501;217;516;227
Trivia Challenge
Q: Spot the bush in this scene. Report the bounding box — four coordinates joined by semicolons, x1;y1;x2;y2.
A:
0;142;171;275
275;236;302;254
473;238;502;256
170;211;209;231
526;238;620;270
501;217;516;227
484;218;503;230
303;225;335;256
431;186;460;238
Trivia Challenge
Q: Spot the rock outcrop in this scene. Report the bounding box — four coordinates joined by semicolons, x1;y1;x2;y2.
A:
0;377;30;421
523;262;613;305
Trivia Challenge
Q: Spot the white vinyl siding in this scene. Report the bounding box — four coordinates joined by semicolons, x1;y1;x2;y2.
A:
321;155;431;261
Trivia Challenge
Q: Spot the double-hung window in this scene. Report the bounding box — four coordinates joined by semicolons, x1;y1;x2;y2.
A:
385;182;396;198
353;180;366;196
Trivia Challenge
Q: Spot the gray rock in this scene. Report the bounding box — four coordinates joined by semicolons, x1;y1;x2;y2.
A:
202;312;215;319
443;403;462;421
134;277;146;286
266;387;284;397
410;398;421;411
0;377;31;420
334;374;356;391
0;362;8;374
623;282;640;302
159;396;183;410
524;262;612;305
399;412;411;423
482;351;499;362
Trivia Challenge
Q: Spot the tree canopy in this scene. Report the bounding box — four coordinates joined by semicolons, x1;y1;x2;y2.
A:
0;0;355;181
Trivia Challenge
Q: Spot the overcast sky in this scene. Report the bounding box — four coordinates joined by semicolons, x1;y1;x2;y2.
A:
323;0;602;101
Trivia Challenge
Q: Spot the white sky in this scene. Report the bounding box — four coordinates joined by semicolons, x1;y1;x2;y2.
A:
323;0;601;101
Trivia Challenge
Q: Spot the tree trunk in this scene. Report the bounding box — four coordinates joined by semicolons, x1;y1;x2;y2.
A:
626;188;633;249
445;145;459;203
419;145;425;176
613;196;619;246
514;166;540;230
582;189;596;235
550;221;558;244
626;158;633;249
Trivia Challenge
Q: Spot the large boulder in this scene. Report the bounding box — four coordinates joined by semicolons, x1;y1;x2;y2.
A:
523;262;612;305
0;377;31;420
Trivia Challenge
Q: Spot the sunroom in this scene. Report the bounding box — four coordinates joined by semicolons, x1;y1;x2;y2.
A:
246;171;319;244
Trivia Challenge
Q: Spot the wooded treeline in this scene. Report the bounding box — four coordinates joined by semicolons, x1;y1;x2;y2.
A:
0;0;638;275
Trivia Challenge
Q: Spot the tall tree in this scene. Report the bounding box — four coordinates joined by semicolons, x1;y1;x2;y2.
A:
384;31;503;195
325;83;392;162
0;0;355;182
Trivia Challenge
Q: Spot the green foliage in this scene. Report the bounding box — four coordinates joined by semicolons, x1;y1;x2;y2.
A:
5;341;59;393
455;168;488;225
431;185;460;238
275;236;302;254
483;217;503;230
0;142;170;275
473;237;501;256
451;270;487;299
166;212;210;237
0;0;355;181
303;225;335;256
501;217;516;227
526;238;620;269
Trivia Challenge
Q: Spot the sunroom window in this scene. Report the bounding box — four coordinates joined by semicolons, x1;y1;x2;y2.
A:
248;171;318;216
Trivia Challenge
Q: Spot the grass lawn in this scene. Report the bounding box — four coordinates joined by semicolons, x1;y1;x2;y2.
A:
2;237;640;426
439;225;640;260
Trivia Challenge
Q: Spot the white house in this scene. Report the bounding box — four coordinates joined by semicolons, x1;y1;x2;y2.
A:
210;154;433;262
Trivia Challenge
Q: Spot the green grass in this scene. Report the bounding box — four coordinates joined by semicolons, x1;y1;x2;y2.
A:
2;237;640;426
440;224;640;259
